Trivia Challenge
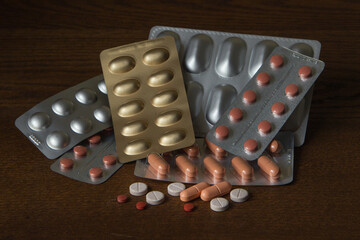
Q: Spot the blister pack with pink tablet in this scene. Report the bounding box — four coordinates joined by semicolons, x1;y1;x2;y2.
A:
51;129;123;184
206;47;325;160
15;75;111;159
149;26;322;147
134;132;294;186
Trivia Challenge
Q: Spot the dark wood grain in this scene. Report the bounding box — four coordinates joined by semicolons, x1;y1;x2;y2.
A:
1;0;359;239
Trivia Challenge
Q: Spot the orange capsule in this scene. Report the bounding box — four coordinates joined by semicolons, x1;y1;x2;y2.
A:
203;156;225;179
257;155;280;179
231;156;254;180
205;138;226;158
180;182;210;202
183;144;199;158
176;155;197;178
200;181;232;201
147;153;169;175
268;139;282;154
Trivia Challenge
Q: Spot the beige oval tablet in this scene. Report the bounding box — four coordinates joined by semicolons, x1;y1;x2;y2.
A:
143;48;169;65
151;90;178;107
113;79;140;96
155;110;182;127
159;130;185;146
121;120;148;136
124;140;150;155
108;56;135;74
148;70;174;87
118;100;144;117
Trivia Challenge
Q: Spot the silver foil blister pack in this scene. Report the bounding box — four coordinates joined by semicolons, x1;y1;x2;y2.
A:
206;47;325;160
51;129;123;184
134;132;294;186
15;75;112;159
149;26;321;146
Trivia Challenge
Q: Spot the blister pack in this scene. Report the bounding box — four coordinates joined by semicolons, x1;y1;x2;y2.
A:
206;47;325;160
149;26;321;146
134;132;294;186
100;36;195;163
15;75;111;159
50;128;123;184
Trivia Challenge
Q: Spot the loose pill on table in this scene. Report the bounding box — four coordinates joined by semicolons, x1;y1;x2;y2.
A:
215;125;229;140
117;195;128;203
146;191;165;205
205;138;226;158
136;201;147;210
168;182;186;196
244;139;258;154
243;90;256;104
88;135;101;144
298;65;312;80
285;84;299;98
60;158;74;170
89;167;102;179
184;203;195;212
175;155;197;178
229;108;243;122
74;145;87;156
180;182;210;202
257;155;280;179
231;156;253;180
210;197;229;212
230;188;249;203
203;156;226;179
258;120;272;135
103;155;117;166
271;102;285;117
256;72;270;86
129;182;148;196
183;144;199;158
270;54;284;69
147;153;170;175
200;181;232;201
268;139;282;154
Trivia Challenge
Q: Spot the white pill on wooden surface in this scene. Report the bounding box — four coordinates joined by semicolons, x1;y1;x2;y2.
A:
167;182;186;196
210;197;229;212
230;188;249;203
146;191;165;205
129;182;148;196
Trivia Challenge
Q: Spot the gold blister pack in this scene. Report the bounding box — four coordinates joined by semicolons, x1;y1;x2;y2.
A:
100;36;195;163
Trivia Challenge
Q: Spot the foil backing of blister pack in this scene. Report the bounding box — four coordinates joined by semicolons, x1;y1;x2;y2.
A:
206;47;325;160
149;26;322;147
134;132;294;186
51;129;123;184
15;75;111;159
100;36;195;163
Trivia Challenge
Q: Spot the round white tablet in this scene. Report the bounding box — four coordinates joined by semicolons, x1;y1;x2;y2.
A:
230;188;249;203
146;191;165;205
210;197;229;212
167;182;186;196
129;182;148;196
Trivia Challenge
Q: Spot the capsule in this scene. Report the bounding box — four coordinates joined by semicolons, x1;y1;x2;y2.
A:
200;181;232;201
205;138;226;158
176;155;197;178
257;155;280;179
183;144;199;158
147;153;170;175
268;139;282;154
180;182;210;202
231;156;254;180
203;156;225;179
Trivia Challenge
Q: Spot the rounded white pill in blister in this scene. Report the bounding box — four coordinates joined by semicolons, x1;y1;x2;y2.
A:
46;131;69;150
70;117;92;134
94;106;111;123
167;182;186;197
146;191;165;205
52;99;74;116
28;112;51;131
98;81;107;94
129;182;148;196
75;88;97;104
210;197;229;212
230;188;249;203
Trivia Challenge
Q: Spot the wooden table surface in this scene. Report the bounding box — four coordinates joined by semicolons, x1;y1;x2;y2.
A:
1;1;359;239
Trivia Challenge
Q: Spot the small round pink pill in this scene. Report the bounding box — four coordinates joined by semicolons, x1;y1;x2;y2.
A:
74;145;87;156
270;55;284;69
258;120;272;135
136;201;147;210
184;203;195;212
243;90;256;104
215;125;229;140
244;139;258;153
256;72;270;86
60;158;73;170
103;155;117;166
271;102;285;116
117;195;128;203
298;66;312;80
285;84;299;98
229;108;243;122
88;135;101;144
89;167;102;178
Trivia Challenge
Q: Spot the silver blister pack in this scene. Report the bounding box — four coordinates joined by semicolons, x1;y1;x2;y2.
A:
149;26;321;146
51;129;123;184
206;47;325;160
15;75;112;159
134;132;294;186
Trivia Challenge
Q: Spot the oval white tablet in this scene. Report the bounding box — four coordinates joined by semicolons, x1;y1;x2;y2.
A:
167;182;186;197
129;182;148;196
146;191;165;205
210;197;229;212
